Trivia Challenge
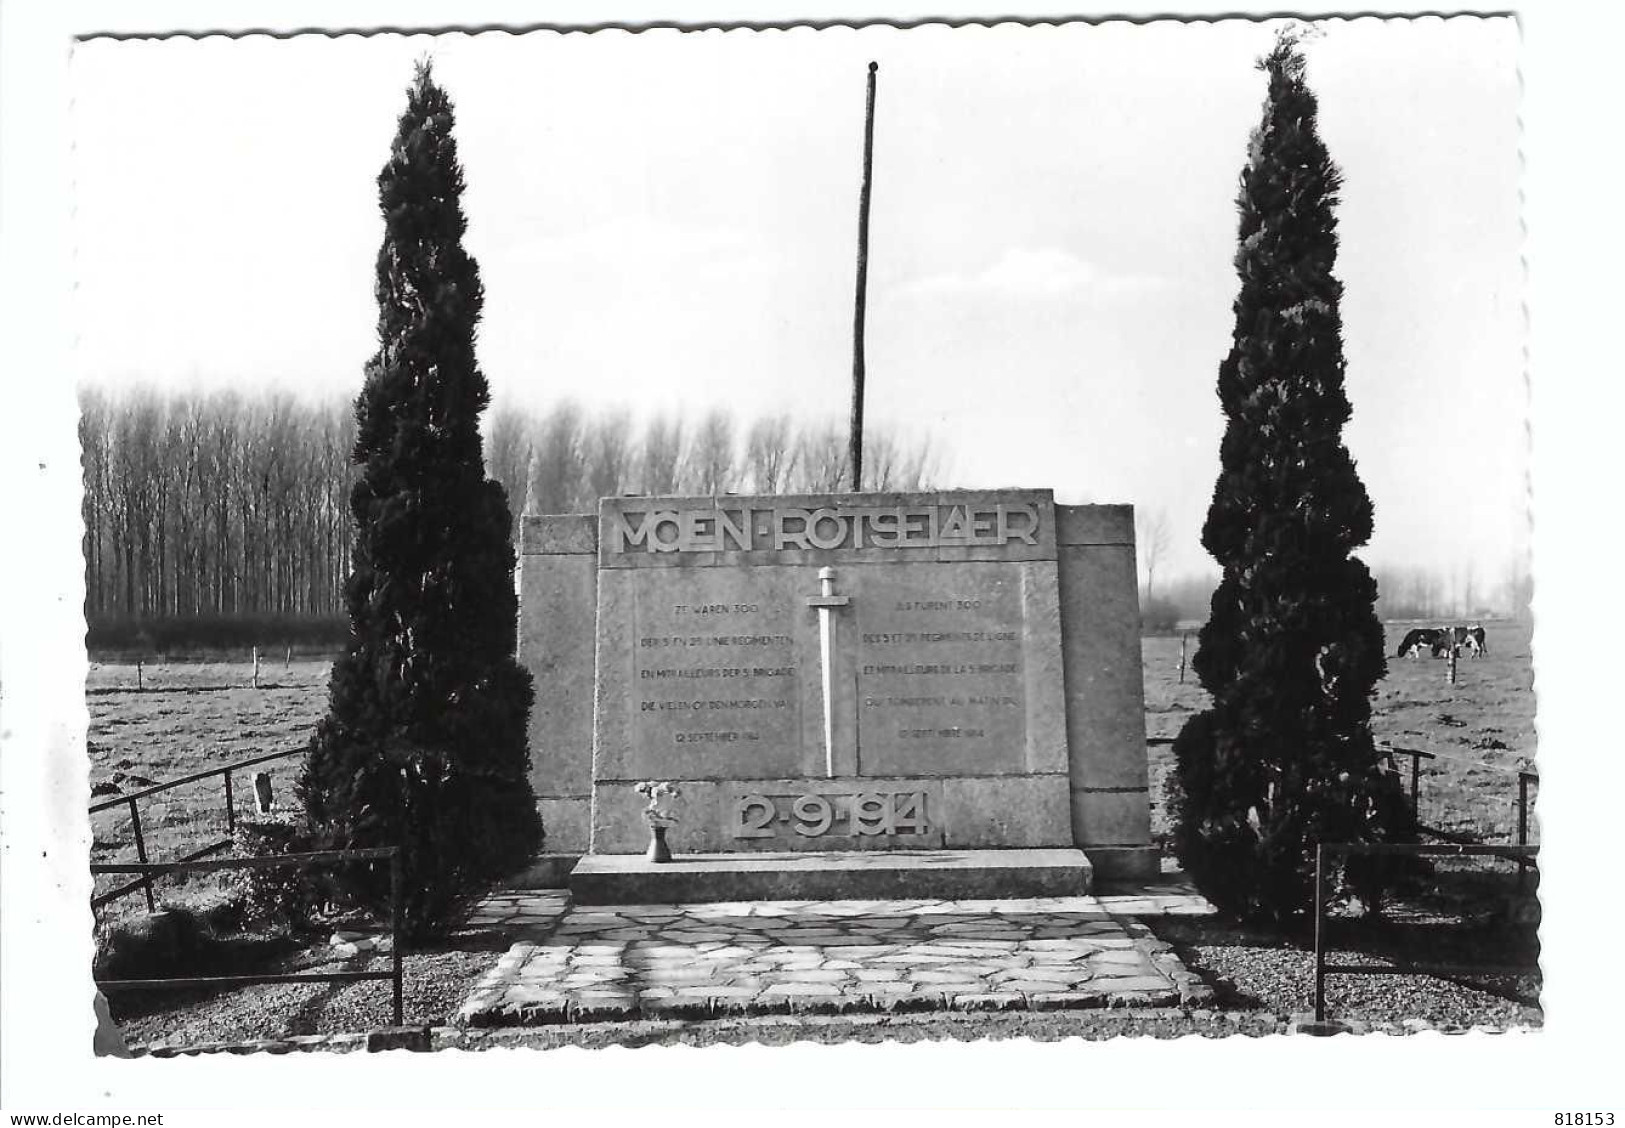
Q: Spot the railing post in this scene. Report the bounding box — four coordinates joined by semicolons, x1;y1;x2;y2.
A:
391;848;404;1027
129;798;156;912
1517;773;1532;893
1313;843;1327;1024
224;769;235;835
1409;751;1421;810
1517;773;1530;846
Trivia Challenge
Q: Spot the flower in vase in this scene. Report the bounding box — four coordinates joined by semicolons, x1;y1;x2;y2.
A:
635;780;682;827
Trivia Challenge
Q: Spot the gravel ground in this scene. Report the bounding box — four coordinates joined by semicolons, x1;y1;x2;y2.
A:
1147;912;1541;1030
440;1008;1290;1049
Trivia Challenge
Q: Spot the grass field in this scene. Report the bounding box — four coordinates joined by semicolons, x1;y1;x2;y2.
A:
86;659;329;910
1142;618;1538;846
86;617;1538;911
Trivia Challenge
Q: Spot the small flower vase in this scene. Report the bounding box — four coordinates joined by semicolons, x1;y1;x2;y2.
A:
646;823;673;864
636;780;681;863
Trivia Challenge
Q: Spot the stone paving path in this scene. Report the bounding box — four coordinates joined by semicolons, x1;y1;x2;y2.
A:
456;884;1213;1026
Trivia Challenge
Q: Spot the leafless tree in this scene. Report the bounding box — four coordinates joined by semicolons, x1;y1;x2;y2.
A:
485;402;534;539
1455;562;1478;618
583;409;633;506
743;413;796;493
1497;554;1530;622
1135;507;1173;601
637;413;686;496
78;387;113;617
861;427;938;492
682;409;736;495
789;421;850;492
528;401;585;515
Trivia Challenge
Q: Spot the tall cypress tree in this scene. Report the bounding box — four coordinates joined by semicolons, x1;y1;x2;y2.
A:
1165;30;1414;924
299;59;541;941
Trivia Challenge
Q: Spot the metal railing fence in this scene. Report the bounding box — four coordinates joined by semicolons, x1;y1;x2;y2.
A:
1312;841;1539;1025
92;846;404;1027
90;746;304;910
1379;745;1537;889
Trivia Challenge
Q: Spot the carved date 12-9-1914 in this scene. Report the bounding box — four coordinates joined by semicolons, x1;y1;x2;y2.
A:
731;791;930;839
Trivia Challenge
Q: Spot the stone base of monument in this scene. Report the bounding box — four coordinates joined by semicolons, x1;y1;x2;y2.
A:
1080;846;1163;882
568;847;1092;905
510;853;582;890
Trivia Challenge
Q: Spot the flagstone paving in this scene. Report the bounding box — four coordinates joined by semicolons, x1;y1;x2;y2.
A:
456;883;1214;1026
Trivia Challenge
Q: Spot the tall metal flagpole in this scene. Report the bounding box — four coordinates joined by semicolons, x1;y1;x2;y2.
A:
849;61;878;493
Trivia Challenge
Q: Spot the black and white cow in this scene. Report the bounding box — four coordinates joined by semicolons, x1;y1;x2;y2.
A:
1443;625;1482;655
1462;624;1487;658
1398;625;1488;660
1396;628;1445;659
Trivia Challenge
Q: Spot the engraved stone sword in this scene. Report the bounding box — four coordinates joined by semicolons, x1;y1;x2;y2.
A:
806;566;851;779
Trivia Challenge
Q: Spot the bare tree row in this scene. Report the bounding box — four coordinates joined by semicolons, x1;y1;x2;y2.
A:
80;386;356;622
487;402;941;540
1371;562;1531;622
80;386;944;623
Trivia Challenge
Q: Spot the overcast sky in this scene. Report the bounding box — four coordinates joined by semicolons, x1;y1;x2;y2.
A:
70;16;1524;588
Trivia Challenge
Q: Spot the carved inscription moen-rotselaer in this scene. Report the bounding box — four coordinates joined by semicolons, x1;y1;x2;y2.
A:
605;501;1042;554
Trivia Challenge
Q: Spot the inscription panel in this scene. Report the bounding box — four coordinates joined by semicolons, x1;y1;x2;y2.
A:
626;568;807;779
855;563;1028;776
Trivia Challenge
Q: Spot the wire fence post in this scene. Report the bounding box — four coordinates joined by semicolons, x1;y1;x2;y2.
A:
223;770;236;835
128;798;156;912
390;848;404;1027
1313;843;1327;1024
1409;750;1421;811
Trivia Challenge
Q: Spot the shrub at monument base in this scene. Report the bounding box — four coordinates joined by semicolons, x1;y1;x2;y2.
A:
1166;712;1417;923
232;814;336;932
1165;30;1416;925
302;733;542;940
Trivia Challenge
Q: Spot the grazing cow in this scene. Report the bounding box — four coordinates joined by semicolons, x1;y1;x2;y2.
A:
1435;625;1470;657
1463;624;1487;657
252;770;275;815
1396;627;1444;659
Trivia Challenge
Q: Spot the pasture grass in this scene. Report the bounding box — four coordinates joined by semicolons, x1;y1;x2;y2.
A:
87;658;329;920
1143;618;1537;846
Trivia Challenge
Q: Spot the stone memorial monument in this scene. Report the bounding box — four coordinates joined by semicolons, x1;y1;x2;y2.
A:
519;489;1156;901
